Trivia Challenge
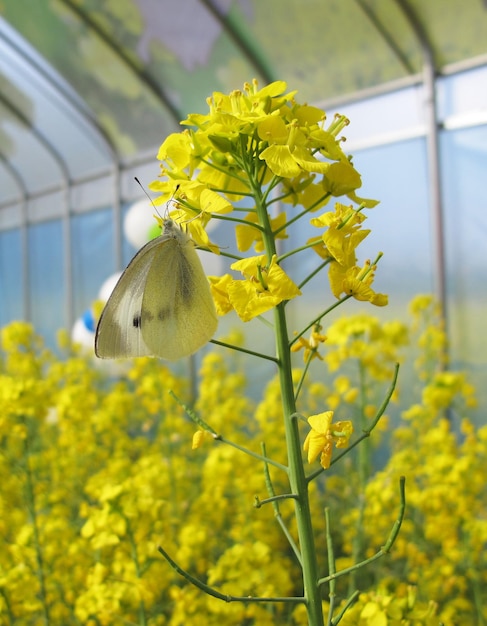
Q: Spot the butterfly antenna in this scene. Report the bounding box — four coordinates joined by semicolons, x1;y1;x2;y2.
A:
134;178;180;219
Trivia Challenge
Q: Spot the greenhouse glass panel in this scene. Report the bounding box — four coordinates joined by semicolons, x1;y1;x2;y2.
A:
0;228;23;325
28;219;64;347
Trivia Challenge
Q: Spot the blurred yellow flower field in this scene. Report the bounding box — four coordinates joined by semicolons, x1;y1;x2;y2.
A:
1;296;485;625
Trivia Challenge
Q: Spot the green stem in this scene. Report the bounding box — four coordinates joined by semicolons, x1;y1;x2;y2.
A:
251;168;324;624
272;191;331;236
169;390;288;472
331;591;360;626
325;508;336;626
210;339;279;363
199;156;250;186
349;362;369;592
318;476;406;587
294;351;313;404
215;433;288;472
290;296;352;347
260;443;302;564
211;213;265;231
24;433;51;626
275;308;324;626
296;259;332;291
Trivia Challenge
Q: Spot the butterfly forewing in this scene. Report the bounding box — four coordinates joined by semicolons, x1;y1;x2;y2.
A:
140;233;217;359
95;223;217;360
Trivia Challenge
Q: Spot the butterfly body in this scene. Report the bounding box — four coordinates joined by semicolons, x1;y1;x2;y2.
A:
95;219;218;360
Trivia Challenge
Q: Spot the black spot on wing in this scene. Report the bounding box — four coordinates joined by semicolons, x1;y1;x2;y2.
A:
158;307;172;321
133;309;155;328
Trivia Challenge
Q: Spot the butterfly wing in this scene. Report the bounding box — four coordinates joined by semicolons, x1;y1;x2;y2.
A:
95;229;218;360
95;237;169;358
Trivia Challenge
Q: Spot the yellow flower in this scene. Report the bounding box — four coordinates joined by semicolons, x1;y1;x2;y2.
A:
320;161;362;196
150;181;232;252
259;121;352;180
311;203;369;267
1;321;39;353
329;260;388;306
155;130;201;172
211;255;301;322
208;274;234;315
192;429;214;449
408;294;437;317
306;236;331;260
291;325;327;361
280;175;330;212
303;411;353;469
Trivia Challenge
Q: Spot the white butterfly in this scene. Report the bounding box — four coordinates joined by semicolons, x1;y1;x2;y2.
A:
95;218;218;360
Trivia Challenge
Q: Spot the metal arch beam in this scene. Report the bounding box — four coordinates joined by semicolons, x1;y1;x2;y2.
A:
0;153;30;320
353;0;417;76
0;150;28;204
0;91;71;182
394;0;447;327
199;0;274;84
59;0;183;126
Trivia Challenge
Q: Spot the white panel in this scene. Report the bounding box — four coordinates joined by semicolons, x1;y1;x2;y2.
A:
70;175;114;213
27;190;66;223
0;202;24;229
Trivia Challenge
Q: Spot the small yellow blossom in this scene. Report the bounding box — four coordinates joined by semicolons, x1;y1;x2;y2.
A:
303;411;353;469
409;294;437;317
1;321;40;353
210;255;301;322
192;429;214;449
329;260;388;306
291;325;327;361
208;274;234;315
311;202;369;266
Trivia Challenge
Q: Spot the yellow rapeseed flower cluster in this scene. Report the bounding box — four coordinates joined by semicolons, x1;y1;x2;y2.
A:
149;80;386;323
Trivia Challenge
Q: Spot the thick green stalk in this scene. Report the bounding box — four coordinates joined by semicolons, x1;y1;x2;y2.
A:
274;303;324;626
249;166;324;625
244;149;323;626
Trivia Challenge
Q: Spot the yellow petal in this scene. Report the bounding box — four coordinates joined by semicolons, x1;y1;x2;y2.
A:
208;274;233;315
308;411;334;434
260;145;302;178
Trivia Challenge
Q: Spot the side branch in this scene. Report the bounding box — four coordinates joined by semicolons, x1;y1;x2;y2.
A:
317;476;406;587
170;391;288;472
210;339;280;363
259;442;302;564
157;545;304;604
